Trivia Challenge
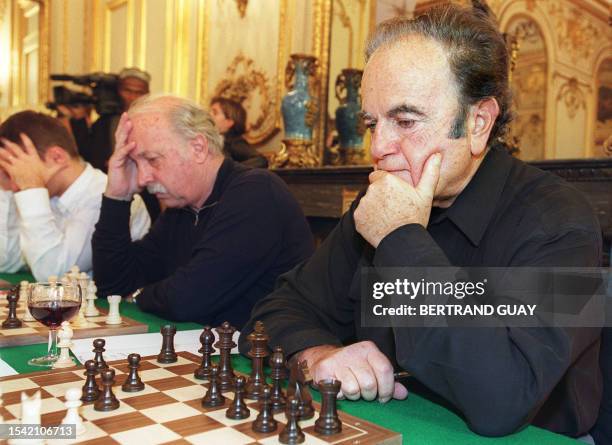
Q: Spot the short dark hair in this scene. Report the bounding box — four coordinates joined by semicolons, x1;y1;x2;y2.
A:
210;97;247;136
0;111;79;158
365;2;512;143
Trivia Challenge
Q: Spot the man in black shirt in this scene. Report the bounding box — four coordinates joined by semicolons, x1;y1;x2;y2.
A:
240;3;603;439
92;95;314;327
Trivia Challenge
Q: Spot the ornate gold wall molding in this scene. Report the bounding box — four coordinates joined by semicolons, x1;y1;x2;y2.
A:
556;76;587;119
0;0;7;24
547;3;601;64
335;0;354;67
213;53;277;145
234;0;248;18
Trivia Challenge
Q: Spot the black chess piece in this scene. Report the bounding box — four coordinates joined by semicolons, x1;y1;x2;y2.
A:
121;353;145;392
92;338;109;372
194;326;215;380
2;287;22;329
94;368;120;411
252;386;277;433
287;360;314;420
226;376;250;420
279;397;305;444
157;324;178;363
214;321;236;391
314;379;342;435
269;346;287;413
81;360;101;403
202;365;226;408
245;321;270;400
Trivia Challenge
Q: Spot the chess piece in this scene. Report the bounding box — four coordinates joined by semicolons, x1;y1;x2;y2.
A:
20;281;35;322
84;281;100;316
92;338;109;371
202;365;225;407
70;265;80;276
2;287;22;329
226;376;250;420
53;321;75;368
81;360;101;402
105;295;122;325
62;387;86;436
270;346;287;413
279;397;305;444
314;379;342;435
8;392;43;445
245;321;270;400
94;368;120;411
214;321;236;391
252;386;277;433
48;275;58;285
194;326;215;380
157;324;178;363
122;353;145;392
287;360;314;420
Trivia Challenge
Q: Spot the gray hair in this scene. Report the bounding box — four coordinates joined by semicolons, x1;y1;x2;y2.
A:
365;2;512;143
128;94;224;155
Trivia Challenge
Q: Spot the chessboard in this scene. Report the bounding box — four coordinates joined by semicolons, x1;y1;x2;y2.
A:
0;351;402;444
0;295;148;348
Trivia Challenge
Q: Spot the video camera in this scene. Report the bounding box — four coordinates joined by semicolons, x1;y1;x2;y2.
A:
47;72;122;115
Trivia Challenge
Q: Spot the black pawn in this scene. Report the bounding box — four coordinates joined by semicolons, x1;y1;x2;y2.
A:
269;346;287;413
314;379;342;435
92;339;109;372
279;398;305;444
252;386;277;433
81;360;101;403
94;368;120;411
194;326;215;380
2;288;22;329
122;353;145;392
226;376;250;420
157;324;178;363
202;365;225;408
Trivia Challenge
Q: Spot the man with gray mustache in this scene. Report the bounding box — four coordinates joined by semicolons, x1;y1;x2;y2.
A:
91;94;314;327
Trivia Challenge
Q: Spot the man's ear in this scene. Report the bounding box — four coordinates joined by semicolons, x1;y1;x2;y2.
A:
190;134;210;163
42;145;71;166
468;97;500;157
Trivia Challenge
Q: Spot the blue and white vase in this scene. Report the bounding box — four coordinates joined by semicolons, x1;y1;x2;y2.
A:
335;68;365;164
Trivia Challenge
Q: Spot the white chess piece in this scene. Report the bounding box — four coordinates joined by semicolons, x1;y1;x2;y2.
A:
84;282;100;317
61;387;86;436
8;391;43;445
53;321;75;368
105;295;122;325
19;281;35;322
48;275;58;285
70;265;80;277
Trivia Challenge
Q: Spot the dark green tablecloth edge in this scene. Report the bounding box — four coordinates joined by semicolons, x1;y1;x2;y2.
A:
0;274;577;444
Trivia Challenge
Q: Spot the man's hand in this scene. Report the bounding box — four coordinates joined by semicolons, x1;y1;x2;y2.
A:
0;134;62;191
354;153;441;248
297;342;408;403
105;113;141;200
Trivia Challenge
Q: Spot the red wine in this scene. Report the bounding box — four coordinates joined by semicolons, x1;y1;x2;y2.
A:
28;301;80;328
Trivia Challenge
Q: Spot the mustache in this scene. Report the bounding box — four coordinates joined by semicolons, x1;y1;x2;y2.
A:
146;183;168;194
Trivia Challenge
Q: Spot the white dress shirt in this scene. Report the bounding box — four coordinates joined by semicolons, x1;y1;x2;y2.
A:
0;163;151;281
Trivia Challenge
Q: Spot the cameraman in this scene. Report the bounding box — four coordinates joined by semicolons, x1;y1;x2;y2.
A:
66;67;160;220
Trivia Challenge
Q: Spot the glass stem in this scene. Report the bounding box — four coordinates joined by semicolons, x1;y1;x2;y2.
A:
48;328;58;357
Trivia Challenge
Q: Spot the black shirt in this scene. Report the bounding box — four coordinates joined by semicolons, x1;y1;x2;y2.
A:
239;146;603;437
92;159;314;328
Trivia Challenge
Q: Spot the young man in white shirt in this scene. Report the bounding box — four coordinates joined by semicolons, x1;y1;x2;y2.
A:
0;110;150;281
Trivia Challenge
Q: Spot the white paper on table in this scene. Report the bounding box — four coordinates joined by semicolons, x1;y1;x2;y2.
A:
0;357;17;377
70;329;240;364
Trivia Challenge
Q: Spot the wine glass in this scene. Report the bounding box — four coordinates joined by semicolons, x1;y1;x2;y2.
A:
27;281;82;367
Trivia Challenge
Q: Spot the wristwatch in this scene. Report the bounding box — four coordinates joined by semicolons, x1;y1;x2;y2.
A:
126;288;143;304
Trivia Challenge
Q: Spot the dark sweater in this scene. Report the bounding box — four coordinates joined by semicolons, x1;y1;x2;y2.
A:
92;159;314;327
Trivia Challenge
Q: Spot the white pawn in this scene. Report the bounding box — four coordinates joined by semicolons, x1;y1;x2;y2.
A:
84;282;100;317
105;295;122;325
48;275;58;285
53;321;75;368
61;387;86;436
70;265;80;277
19;281;35;322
